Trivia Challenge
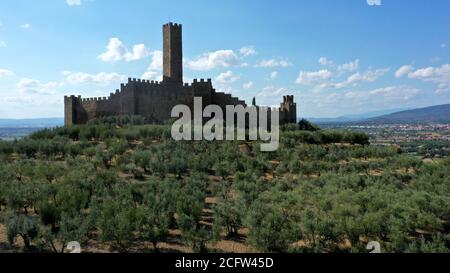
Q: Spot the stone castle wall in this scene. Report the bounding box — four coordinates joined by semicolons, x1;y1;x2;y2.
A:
64;77;250;125
64;77;297;126
64;22;297;126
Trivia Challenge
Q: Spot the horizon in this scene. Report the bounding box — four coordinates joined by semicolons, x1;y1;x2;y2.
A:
1;102;450;121
1;0;450;119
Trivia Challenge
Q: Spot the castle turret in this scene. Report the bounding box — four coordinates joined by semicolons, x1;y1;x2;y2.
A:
64;95;77;126
280;95;297;124
163;22;183;84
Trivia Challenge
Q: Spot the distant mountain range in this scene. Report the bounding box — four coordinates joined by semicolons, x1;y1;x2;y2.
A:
307;108;409;123
307;104;450;124
364;104;450;124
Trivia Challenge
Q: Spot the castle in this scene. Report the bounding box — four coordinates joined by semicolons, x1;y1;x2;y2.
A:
64;23;297;126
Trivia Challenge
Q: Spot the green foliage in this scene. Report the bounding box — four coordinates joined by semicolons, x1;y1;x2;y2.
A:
0;123;448;253
6;213;39;250
298;118;321;131
40;212;94;253
213;195;243;238
176;174;212;252
98;189;138;251
246;190;301;252
136;181;176;251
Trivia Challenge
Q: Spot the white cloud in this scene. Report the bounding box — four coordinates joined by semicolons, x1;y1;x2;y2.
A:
187;50;240;71
360;69;389;82
367;86;418;99
338;59;360;73
0;40;6;47
0;93;62;118
16;78;62;94
66;0;82;6
240;46;257;57
142;71;162;81
441;43;447;49
257;86;289;98
269;71;278;80
0;69;13;77
243;81;254;89
296;69;332;85
252;86;294;108
256;58;292;68
395;65;414;78
63;71;127;85
215;85;234;94
345;86;420;102
20;23;31;29
125;44;149;62
367;0;382;6
405;64;450;93
13;71;126;97
334;68;390;89
98;38;126;62
409;67;436;79
98;38;149;63
215;70;240;84
147;50;163;70
296;58;388;91
307;85;420;117
5;72;130;118
318;57;333;66
141;50;163;81
0;21;3;27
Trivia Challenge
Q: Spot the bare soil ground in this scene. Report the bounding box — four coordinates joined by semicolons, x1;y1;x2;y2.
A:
0;223;255;253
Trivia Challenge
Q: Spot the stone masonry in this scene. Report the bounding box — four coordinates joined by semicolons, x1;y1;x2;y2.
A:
64;23;297;126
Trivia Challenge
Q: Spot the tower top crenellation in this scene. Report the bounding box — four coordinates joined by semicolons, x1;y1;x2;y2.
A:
64;22;297;126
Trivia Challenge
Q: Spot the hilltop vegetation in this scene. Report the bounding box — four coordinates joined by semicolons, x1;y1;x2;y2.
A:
0;120;449;253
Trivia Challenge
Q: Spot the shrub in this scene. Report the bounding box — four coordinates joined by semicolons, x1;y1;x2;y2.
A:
298;119;321;131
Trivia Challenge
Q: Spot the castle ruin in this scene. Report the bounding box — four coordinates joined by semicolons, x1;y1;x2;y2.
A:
64;23;297;126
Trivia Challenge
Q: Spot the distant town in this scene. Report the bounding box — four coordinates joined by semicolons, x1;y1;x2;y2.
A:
323;123;450;158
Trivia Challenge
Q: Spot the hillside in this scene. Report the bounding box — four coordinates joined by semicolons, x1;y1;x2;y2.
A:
0;122;449;253
365;104;450;124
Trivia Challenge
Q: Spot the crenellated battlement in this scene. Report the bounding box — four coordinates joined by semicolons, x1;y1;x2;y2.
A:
283;95;295;104
68;74;189;107
279;95;297;124
64;22;297;126
70;77;161;104
164;22;182;29
78;97;107;102
193;78;212;84
127;77;162;86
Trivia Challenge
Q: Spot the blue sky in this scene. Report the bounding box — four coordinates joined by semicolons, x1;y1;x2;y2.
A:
0;0;449;118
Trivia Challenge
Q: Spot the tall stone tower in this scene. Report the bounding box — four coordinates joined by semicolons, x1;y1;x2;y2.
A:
163;22;183;84
64;22;297;127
